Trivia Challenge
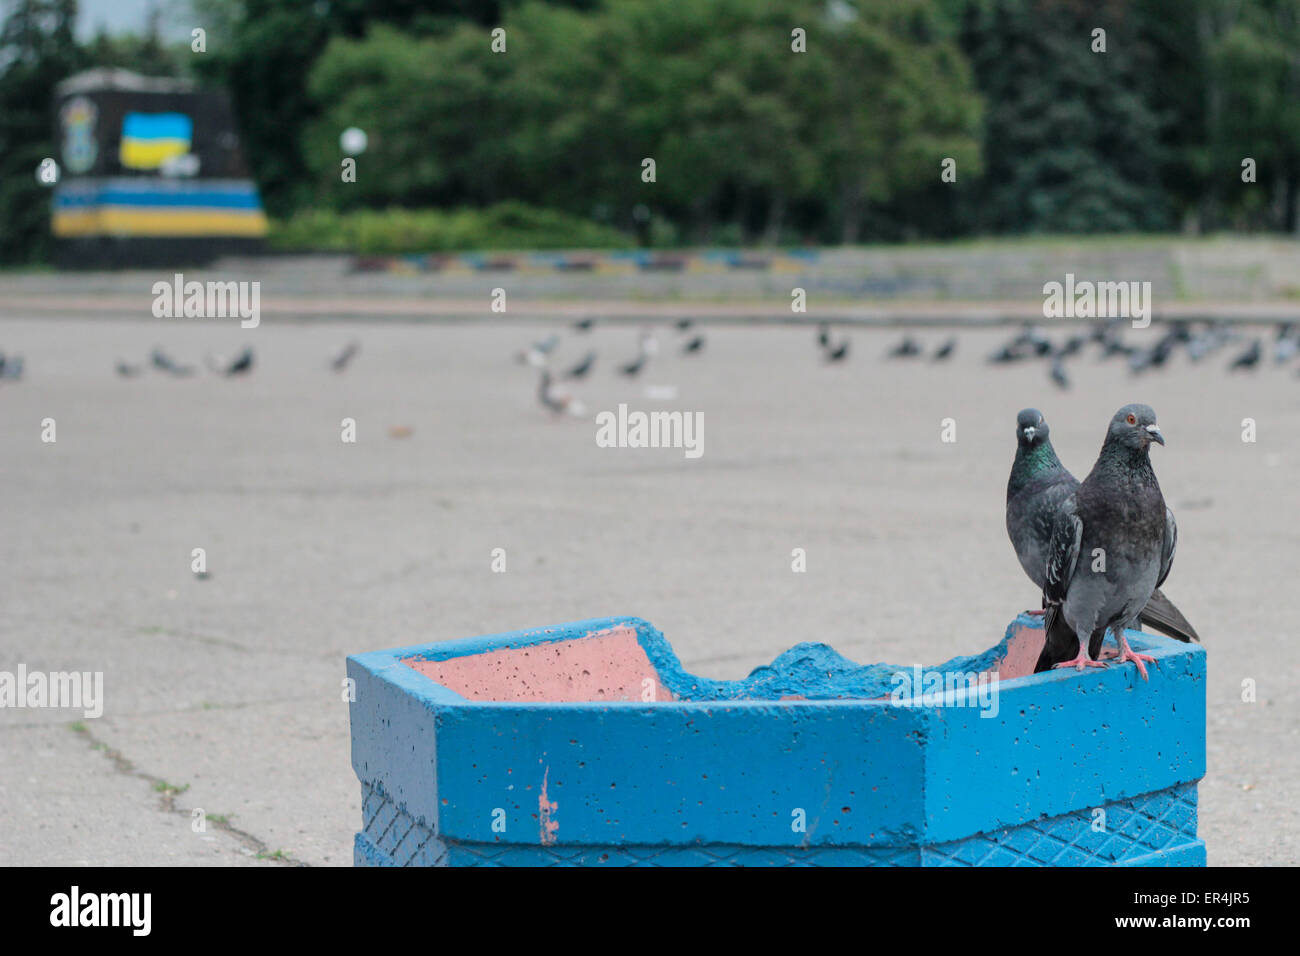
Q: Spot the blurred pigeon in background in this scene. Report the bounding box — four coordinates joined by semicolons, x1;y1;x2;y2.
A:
1273;323;1298;364
886;335;922;358
517;334;561;368
212;347;254;377
681;333;706;355
564;350;596;380
331;340;360;372
1228;338;1261;371
0;352;24;380
1048;355;1070;390
151;347;195;376
537;369;586;417
619;330;657;376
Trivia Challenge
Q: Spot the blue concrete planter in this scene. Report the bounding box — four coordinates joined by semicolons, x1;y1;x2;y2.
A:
347;614;1206;866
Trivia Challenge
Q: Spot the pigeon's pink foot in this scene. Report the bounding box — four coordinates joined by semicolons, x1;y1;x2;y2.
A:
1116;636;1157;681
1025;608;1046;617
1052;654;1107;671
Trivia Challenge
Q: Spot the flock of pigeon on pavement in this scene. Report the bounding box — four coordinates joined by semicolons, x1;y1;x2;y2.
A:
0;341;367;382
514;314;1298;419
884;317;1300;390
0;314;1288;401
525;317;706;417
112;345;259;379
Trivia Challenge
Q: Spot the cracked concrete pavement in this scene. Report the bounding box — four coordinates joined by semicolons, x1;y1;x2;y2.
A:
0;313;1295;865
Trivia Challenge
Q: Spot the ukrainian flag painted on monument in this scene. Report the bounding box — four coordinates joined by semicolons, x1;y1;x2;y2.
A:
119;112;192;170
52;179;269;238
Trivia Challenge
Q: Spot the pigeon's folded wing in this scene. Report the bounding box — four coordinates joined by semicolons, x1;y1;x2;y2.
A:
1157;507;1177;589
1043;494;1082;606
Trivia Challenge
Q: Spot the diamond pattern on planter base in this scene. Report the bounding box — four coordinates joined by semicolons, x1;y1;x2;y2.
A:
355;781;1201;867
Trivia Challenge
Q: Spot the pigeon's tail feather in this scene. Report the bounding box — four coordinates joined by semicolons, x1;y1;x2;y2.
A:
1138;588;1200;643
1034;604;1079;673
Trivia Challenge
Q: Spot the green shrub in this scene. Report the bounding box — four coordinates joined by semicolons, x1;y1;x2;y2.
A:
268;203;634;254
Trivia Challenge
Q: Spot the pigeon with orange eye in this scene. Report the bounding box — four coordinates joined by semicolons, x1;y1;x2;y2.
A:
1123;409;1164;445
1036;404;1174;679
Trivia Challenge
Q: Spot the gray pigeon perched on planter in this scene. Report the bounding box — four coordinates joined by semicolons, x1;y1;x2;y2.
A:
1006;409;1076;593
1006;408;1196;675
1034;404;1177;679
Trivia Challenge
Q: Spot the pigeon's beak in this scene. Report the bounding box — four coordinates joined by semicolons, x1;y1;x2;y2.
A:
1022;426;1036;442
1146;424;1165;445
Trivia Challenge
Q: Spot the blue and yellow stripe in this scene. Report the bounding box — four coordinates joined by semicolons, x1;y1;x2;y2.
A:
52;179;268;238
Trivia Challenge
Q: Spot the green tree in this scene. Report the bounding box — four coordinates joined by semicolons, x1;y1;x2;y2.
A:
806;0;984;241
955;0;1172;234
191;0;516;217
0;0;84;264
1208;0;1300;232
301;0;983;244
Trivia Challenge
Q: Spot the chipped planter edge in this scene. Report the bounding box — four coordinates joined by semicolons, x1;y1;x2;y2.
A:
346;614;1206;866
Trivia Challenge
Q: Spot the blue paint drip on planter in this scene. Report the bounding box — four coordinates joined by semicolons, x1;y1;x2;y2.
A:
634;614;1023;702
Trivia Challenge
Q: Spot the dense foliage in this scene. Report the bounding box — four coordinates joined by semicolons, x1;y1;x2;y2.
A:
3;0;1300;261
